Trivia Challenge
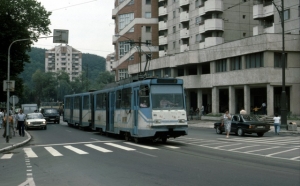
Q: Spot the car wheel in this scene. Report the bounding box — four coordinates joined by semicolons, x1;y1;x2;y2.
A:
161;137;167;143
216;127;222;134
237;128;244;136
257;132;264;137
44;126;47;130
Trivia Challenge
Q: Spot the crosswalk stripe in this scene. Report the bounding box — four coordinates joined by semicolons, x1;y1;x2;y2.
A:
85;144;112;153
290;156;300;160
211;143;243;149
1;153;13;159
227;145;260;151
64;146;89;154
124;142;159;150
265;148;299;157
105;143;135;151
244;146;281;153
44;147;63;156
24;148;38;158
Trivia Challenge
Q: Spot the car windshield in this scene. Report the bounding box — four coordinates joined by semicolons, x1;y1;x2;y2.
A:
44;109;58;113
241;115;260;122
27;114;44;119
151;85;184;110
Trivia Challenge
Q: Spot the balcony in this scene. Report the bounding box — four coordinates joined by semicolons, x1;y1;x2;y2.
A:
159;21;167;31
253;3;274;19
180;28;189;39
180;44;189;52
159;7;167;16
180;11;189;23
264;23;275;33
253;25;263;35
204;0;223;12
112;35;119;44
159;36;167;45
199;7;205;16
204;19;224;32
159;50;168;57
179;0;189;7
199;37;223;49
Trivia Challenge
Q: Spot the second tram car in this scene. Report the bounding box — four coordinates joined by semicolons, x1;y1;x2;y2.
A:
63;78;188;142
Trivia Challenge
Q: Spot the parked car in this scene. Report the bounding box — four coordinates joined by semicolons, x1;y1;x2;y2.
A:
25;113;47;130
214;114;270;137
41;108;60;124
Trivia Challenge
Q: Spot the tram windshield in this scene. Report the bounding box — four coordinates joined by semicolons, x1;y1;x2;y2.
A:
151;85;184;110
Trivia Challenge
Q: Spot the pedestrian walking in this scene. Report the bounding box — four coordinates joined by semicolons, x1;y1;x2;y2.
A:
2;112;14;138
0;109;3;129
16;109;26;137
261;102;267;115
240;107;247;115
273;113;281;135
222;110;232;138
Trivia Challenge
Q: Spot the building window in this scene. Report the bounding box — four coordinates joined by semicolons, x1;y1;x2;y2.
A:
245;52;264;68
119;41;133;58
146;26;151;32
173;11;176;18
230;56;241;71
146;40;151;45
173;41;176;49
283;9;290;20
119;13;134;31
145;12;151;18
119;69;128;80
146;0;151;4
173;26;176;33
274;52;287;68
216;59;227;73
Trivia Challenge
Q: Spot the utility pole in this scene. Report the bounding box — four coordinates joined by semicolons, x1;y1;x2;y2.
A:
273;0;287;129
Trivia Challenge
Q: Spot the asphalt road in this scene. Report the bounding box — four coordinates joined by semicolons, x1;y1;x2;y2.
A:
0;120;299;186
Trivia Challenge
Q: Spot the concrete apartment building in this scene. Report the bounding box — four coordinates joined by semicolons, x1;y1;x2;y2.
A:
112;0;159;80
45;45;82;81
106;53;116;72
112;0;300;116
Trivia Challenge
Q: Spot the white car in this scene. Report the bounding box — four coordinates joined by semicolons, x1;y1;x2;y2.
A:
25;113;47;130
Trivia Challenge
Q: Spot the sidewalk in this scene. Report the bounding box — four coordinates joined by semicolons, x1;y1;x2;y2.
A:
0;130;31;153
188;119;300;135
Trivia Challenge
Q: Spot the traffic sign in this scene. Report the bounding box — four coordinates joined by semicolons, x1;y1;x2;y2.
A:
9;95;19;104
53;29;69;44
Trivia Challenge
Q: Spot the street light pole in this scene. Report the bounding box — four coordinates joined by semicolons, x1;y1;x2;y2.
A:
272;0;287;129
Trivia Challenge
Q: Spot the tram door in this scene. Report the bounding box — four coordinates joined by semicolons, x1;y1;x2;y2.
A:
133;87;139;135
107;91;115;132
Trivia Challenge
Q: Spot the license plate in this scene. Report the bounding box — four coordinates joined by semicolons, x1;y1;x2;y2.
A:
257;126;264;128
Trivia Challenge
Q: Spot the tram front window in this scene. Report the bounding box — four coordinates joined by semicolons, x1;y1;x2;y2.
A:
151;85;184;109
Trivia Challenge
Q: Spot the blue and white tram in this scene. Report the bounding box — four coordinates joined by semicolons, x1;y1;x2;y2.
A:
64;78;188;142
63;92;92;128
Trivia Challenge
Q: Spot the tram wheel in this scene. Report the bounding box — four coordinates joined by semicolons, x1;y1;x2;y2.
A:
124;133;130;141
134;137;139;143
161;138;167;143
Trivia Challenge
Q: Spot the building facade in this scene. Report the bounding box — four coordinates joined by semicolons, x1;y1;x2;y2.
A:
112;0;300;116
112;0;159;80
45;45;82;81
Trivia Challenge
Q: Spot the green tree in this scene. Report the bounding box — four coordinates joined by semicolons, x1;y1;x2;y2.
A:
0;0;51;103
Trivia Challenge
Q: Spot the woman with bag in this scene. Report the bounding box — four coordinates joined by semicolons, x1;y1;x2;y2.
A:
223;110;232;138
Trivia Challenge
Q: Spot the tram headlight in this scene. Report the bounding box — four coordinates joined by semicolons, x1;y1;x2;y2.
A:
154;119;161;124
178;119;185;123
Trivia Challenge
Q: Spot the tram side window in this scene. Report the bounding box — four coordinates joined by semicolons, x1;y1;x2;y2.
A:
65;98;70;109
139;85;149;108
121;88;131;108
116;90;122;109
83;95;89;110
96;93;106;110
74;97;80;109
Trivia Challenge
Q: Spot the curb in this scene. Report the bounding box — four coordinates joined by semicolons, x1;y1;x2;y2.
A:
0;131;32;153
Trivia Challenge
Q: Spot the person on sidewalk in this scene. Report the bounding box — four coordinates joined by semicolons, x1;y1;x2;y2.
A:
0;109;3;129
240;108;247;115
222;110;232;138
273;113;281;135
16;109;26;137
2;113;14;138
261;102;267;115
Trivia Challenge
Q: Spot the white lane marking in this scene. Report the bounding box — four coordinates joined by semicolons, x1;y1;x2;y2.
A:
211;143;243;149
290;156;300;160
35;140;120;147
227;145;260;151
124;142;159;150
85;144;112;153
164;145;180;149
1;153;13;159
44;147;63;156
134;151;157;157
23;148;38;158
105;143;135;151
27;166;32;168
27;170;32;172
265;148;299;157
244;146;281;153
18;177;36;186
64;146;89;154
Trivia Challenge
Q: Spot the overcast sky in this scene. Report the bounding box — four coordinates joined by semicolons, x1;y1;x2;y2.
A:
33;0;115;58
